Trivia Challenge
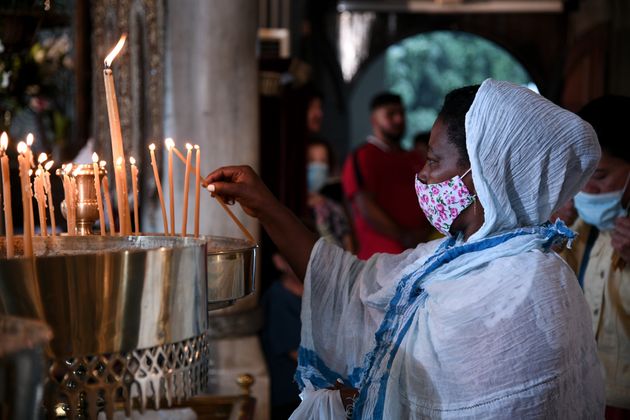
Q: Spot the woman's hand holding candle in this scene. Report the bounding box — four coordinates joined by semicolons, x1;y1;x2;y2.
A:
204;165;316;279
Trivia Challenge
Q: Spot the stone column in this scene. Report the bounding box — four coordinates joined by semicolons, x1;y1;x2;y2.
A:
163;1;268;419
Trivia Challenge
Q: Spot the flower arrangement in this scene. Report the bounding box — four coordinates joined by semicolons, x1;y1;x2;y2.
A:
0;28;74;154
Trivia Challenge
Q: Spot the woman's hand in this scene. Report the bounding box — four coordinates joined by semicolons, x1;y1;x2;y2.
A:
612;216;630;264
329;380;359;414
204;165;317;279
204;165;280;221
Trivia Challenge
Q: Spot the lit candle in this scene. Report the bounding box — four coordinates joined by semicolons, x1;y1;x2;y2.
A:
0;132;14;257
149;144;169;234
103;34;132;236
34;169;47;237
92;153;105;235
36;153;48;237
194;145;201;238
43;160;56;236
130;156;139;235
165;138;175;236
25;133;35;169
101;169;116;235
17;142;33;257
181;143;193;237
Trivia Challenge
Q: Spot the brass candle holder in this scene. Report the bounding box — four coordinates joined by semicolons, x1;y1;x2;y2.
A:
59;163;106;235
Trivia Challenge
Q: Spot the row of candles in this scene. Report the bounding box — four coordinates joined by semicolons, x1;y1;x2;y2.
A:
1;130;254;258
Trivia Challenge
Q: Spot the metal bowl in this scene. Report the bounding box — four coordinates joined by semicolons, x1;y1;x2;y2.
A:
0;235;207;358
205;236;257;310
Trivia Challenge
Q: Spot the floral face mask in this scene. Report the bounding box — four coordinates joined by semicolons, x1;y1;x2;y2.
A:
415;168;476;236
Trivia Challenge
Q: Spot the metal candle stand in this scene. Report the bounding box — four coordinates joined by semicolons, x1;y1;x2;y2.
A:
0;164;257;419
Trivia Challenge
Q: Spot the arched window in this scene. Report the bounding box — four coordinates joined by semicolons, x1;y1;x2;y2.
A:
350;31;537;149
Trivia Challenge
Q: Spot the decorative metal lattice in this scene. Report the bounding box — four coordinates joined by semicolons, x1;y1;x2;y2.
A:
46;333;209;419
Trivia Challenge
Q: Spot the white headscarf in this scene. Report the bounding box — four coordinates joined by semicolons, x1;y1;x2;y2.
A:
466;79;600;241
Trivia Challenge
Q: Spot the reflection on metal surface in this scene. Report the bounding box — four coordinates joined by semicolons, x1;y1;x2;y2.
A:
0;235;207;358
47;332;209;419
0;315;52;420
205;236;257;308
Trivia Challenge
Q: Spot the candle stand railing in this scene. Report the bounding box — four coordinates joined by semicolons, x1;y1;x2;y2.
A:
0;234;257;419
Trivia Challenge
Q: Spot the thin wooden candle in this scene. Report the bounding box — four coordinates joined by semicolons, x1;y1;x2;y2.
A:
130;157;139;235
104;34;132;236
149;144;169;234
28;169;35;236
0;132;14;257
101;173;116;235
63;164;76;235
166;138;175;236
194;145;201;238
43;161;56;236
181;143;192;237
34;170;47;237
17;142;33;257
92;153;106;235
36;154;48;236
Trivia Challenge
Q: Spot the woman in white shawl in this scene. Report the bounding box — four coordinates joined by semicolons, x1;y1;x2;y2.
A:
205;79;605;418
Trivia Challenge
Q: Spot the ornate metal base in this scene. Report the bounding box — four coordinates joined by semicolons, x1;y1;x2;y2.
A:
46;333;210;419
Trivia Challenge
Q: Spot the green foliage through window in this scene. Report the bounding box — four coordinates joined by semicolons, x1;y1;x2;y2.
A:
385;31;536;148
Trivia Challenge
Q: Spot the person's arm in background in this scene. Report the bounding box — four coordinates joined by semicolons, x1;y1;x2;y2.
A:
204;165;317;280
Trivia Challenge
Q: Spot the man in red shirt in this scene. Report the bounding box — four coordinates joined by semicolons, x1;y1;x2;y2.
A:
342;92;430;259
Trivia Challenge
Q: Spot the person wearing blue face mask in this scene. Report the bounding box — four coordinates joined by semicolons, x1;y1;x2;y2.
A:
305;139;354;252
560;95;630;419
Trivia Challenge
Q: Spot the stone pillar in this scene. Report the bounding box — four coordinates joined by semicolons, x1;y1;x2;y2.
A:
162;1;268;419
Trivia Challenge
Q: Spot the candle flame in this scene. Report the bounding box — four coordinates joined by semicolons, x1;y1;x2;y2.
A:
0;132;8;151
100;160;107;168
185;143;193;151
92;152;99;163
129;156;136;165
194;144;200;150
28;169;33;177
45;161;54;171
17;141;27;154
116;157;123;167
26;133;34;146
64;163;73;174
149;143;156;151
165;138;175;150
104;34;127;67
35;168;42;177
38;153;47;164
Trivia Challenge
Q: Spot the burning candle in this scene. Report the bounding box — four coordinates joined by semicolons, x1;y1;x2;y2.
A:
92;153;106;235
34;169;47;237
17;142;33;257
25;133;35;169
0;132;14;257
165;138;175;236
181;143;193;237
194;145;201;238
130;156;139;235
104;34;132;236
43;160;56;236
149;144;169;234
101;169;116;235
